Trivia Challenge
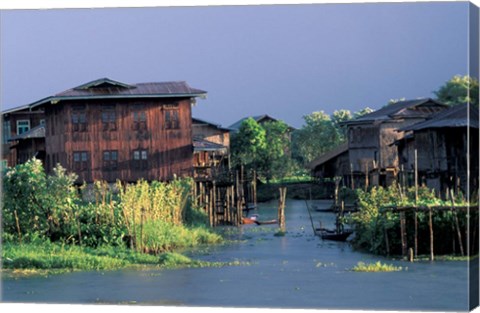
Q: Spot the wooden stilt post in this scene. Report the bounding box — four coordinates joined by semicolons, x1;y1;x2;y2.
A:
449;189;464;256
212;181;217;227
253;170;257;209
278;187;287;233
414;209;418;258
414;149;418;204
383;212;390;256
350;163;355;190
429;207;434;261
365;163;369;192
400;211;407;258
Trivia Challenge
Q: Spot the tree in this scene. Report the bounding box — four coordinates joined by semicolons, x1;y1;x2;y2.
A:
353;107;374;118
434;75;479;107
291;111;342;165
332;109;352;141
260;120;292;181
230;118;267;171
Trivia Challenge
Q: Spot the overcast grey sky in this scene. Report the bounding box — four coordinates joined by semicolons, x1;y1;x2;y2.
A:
0;2;472;128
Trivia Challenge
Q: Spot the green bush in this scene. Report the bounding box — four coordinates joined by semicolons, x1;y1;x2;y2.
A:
348;185;474;256
2;158;221;256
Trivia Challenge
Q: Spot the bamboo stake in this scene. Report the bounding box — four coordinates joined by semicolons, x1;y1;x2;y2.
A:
414;149;418;203
414;209;418;258
449;189;464;256
383;213;390;256
213;182;217;227
365;163;369;192
278;187;287;233
429;207;434;261
13;210;22;244
400;211;407;258
350;163;355;189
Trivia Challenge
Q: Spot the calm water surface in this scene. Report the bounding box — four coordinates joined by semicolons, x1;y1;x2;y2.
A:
1;199;470;310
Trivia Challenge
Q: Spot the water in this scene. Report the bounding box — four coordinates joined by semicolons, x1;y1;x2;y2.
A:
1;200;470;311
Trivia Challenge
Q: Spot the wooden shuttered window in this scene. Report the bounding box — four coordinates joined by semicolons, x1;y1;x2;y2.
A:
103;150;118;171
133;149;148;170
73;151;89;171
101;105;117;131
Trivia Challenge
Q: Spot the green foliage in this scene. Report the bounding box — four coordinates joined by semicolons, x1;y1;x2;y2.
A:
231;118;267;170
291;111;342;165
2;159;222;259
434;75;479;107
351;261;403;272
348;185;473;256
2;158;80;242
231;119;295;181
260;120;293;181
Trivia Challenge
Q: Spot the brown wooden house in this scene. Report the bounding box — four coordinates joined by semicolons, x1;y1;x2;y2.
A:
342;98;448;188
398;103;479;196
23;78;206;183
1;105;45;167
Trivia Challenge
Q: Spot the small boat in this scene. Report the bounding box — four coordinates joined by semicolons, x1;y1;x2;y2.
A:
316;228;353;242
242;214;258;225
254;219;277;225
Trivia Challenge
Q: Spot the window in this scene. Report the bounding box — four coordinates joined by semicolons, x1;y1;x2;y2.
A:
133;149;148;170
3;120;11;144
16;120;30;135
103;150;118;170
165;109;179;129
101;106;116;131
133;111;147;131
73;151;89;171
72;111;87;132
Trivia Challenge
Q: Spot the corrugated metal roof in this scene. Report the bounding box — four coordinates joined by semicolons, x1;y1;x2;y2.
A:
307;142;349;170
9;125;45;141
345;98;448;125
400;103;479;131
192;117;232;131
193;138;228;152
56;79;206;97
29;78;207;109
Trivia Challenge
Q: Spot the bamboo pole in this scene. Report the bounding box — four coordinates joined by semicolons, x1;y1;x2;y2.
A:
414;209;418;258
213;182;217;227
350;163;355;189
429;207;434;261
414;149;418;203
400;211;407;258
383;213;390;256
278;187;287;233
449;189;464;256
253;170;257;208
13;210;22;244
365;163;369;192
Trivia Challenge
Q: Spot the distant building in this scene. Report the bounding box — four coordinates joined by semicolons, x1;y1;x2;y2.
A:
1;105;45;167
192;117;231;180
310;98;449;189
398;103;479;195
3;78;207;183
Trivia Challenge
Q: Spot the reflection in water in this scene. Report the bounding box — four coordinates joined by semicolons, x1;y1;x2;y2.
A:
2;200;469;311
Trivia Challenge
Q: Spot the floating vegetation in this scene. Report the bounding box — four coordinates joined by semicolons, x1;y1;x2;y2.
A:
351;261;403;272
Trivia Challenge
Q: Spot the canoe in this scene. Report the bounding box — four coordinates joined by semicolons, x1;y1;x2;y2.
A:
242;217;257;225
254;219;277;225
315;229;353;242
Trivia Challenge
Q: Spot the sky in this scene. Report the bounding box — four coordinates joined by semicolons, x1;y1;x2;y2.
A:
0;1;473;128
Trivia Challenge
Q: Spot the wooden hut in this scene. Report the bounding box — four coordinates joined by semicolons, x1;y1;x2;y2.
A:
1;105;45;167
25;78;206;183
343;98;448;188
399;103;479;196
